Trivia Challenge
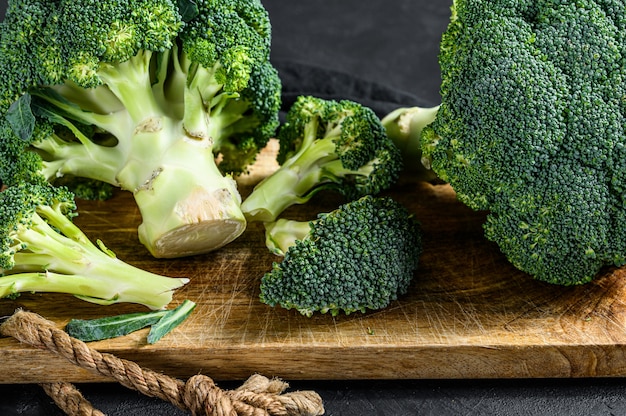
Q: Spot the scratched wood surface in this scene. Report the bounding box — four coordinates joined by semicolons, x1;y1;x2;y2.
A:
3;140;626;384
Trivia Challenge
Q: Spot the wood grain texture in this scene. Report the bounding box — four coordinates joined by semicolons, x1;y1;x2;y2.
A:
2;140;626;383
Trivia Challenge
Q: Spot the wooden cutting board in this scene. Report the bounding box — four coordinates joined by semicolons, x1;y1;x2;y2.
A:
3;140;626;384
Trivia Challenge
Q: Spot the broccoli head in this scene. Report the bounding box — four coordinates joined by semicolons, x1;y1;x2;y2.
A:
0;182;188;309
418;0;626;285
241;96;403;222
260;195;423;317
0;0;281;258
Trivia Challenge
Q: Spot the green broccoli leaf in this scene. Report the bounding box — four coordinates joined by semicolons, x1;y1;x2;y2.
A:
65;311;165;342
177;0;199;22
6;93;35;141
147;299;197;344
65;300;196;343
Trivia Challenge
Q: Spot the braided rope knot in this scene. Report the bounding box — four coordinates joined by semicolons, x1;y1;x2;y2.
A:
184;374;234;416
0;309;324;416
182;373;325;416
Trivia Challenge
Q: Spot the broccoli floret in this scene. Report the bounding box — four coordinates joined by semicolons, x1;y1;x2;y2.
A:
241;96;403;222
52;176;116;201
259;195;422;317
385;0;626;285
0;0;281;258
0;182;188;309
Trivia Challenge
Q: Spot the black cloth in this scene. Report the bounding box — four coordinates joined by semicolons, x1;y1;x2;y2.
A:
274;59;432;118
264;0;446;117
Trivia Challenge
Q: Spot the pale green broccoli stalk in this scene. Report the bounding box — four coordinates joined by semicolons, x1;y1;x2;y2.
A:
260;196;422;317
384;0;626;285
0;0;281;258
381;105;439;181
241;96;403;222
0;182;188;309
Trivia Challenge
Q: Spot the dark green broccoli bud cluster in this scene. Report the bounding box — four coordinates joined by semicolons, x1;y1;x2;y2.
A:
177;0;282;174
420;0;626;285
0;182;188;309
241;96;403;222
0;0;282;258
260;195;422;317
51;176;115;201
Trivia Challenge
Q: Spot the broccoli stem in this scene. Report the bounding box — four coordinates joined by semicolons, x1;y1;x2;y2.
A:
35;118;124;185
34;49;249;257
4;208;188;309
113;114;245;257
0;265;184;310
97;51;165;124
264;219;312;256
240;167;311;222
0;270;179;308
241;128;338;222
381;106;440;179
0;272;120;304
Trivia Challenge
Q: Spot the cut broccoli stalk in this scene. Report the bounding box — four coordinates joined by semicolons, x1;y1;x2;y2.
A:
264;219;312;256
25;49;248;258
381;106;440;180
0;183;188;309
132;160;243;258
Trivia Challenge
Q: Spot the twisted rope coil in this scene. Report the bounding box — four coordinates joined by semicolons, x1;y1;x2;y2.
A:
1;309;324;416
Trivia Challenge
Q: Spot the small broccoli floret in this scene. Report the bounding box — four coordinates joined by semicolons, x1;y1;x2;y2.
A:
0;0;281;258
0;182;188;309
259;196;422;317
388;0;626;285
51;176;116;201
241;96;403;222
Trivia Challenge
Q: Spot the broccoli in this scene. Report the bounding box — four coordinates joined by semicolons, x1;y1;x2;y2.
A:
0;182;188;309
383;0;626;286
241;95;403;222
260;195;422;317
0;0;281;258
382;106;440;181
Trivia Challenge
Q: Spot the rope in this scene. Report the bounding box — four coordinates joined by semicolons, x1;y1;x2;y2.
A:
40;382;106;416
1;309;324;416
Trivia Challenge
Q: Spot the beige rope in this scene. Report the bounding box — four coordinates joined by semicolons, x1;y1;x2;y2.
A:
40;381;106;416
1;309;324;416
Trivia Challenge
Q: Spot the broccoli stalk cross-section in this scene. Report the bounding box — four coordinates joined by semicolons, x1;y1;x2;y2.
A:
382;105;440;181
0;0;281;258
0;182;188;309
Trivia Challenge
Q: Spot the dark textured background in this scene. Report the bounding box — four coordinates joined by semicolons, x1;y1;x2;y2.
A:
2;1;626;415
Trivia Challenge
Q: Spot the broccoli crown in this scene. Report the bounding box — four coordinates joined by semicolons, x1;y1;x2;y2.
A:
0;0;281;185
421;0;626;285
0;0;281;257
0;0;182;101
259;195;422;317
241;96;403;222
